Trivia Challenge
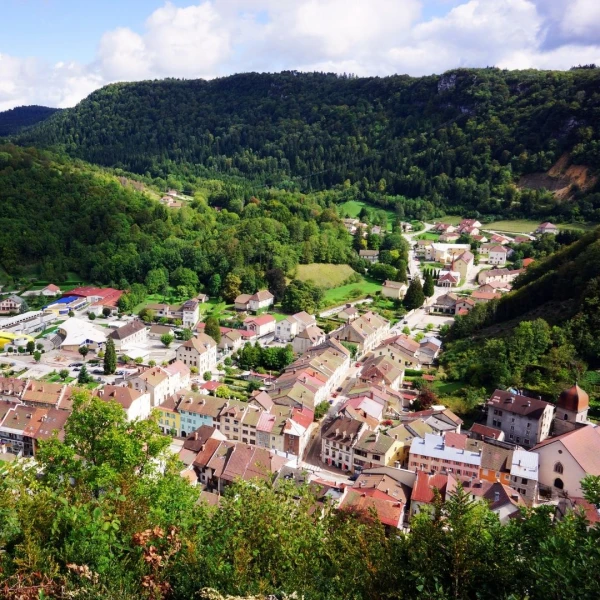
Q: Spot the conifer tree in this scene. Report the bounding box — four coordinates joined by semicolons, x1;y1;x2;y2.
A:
104;337;117;375
404;278;426;310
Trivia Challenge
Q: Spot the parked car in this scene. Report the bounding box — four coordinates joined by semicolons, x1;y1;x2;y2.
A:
73;367;80;371
92;369;104;375
69;362;82;367
336;386;343;392
348;472;360;481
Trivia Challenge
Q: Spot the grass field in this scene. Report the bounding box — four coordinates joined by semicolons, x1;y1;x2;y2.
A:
436;215;462;225
416;232;440;241
484;220;595;234
338;200;396;230
321;276;381;307
432;380;466;396
295;263;357;288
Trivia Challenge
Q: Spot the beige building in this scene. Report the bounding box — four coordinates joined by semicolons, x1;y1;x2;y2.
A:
108;319;147;350
292;324;326;355
176;333;217;372
381;280;408;300
533;425;600;498
352;429;405;473
451;251;474;282
131;367;170;407
331;311;390;355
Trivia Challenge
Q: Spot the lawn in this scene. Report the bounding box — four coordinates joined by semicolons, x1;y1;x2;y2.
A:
295;263;357;288
338;200;396;230
432;380;466;396
436;215;462;225
270;312;290;322
483;219;596;234
415;232;440;241
321;276;381;307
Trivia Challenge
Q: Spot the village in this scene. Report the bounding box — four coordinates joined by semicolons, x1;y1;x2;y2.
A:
0;217;598;529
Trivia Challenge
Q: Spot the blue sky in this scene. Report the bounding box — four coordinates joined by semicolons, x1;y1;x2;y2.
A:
1;0;598;110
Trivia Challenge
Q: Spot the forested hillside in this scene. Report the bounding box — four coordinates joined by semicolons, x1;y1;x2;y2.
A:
0;105;60;136
16;68;600;221
0;144;395;287
441;227;600;400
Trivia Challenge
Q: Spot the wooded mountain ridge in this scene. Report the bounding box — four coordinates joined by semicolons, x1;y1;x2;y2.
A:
9;68;600;222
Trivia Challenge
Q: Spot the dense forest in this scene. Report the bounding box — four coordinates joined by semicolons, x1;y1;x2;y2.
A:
0;145;407;288
1;390;600;600
13;68;600;222
0;105;60;136
440;227;600;403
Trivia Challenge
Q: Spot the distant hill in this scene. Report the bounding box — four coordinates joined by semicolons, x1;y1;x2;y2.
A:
0;105;61;136
16;68;600;221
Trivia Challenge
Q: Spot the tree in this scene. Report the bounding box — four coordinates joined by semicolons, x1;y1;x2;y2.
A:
26;340;35;355
203;371;212;381
208;273;222;297
282;279;323;314
160;333;174;348
33;350;41;362
88;312;96;320
145;267;169;294
181;328;193;341
404;278;425;310
265;268;287;302
423;271;435;297
222;273;242;303
36;342;43;350
77;364;92;384
59;368;70;381
204;316;221;343
314;400;330;420
78;345;90;360
170;267;198;292
102;307;112;317
104;337;117;375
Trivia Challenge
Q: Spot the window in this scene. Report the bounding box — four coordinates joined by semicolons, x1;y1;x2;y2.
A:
372;455;380;461
509;434;514;440
510;426;514;431
554;478;564;490
526;422;531;428
233;428;239;433
564;413;569;420
525;439;530;445
554;462;564;474
225;418;230;423
521;478;527;485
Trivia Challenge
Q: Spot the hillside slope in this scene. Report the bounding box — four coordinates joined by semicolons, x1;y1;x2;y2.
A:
0;105;61;136
18;68;600;221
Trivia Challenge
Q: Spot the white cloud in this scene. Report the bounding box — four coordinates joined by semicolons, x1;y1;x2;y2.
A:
1;0;600;111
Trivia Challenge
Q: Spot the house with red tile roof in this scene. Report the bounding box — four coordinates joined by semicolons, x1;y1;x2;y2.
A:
94;385;151;421
41;283;62;296
244;314;276;337
410;471;457;518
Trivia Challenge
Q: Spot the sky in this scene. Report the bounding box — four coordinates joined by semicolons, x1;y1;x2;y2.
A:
1;0;599;111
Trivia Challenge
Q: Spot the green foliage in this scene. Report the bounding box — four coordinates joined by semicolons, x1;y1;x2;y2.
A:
103;338;117;375
160;333;174;348
202;371;212;381
404;278;425;310
78;345;89;359
237;342;295;372
282;279;323;314
77;364;92;384
423;271;435;297
26;340;35;355
59;368;70;381
314;400;330;420
88;312;96;320
204;317;221;344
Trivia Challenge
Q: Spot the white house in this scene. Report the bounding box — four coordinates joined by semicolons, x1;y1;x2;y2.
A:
176;333;218;372
244;314;276;337
488;245;509;266
249;290;274;312
536;222;558;235
130;367;170;407
41;284;62;297
181;299;200;328
381;280;408;300
108;319;147;350
292;324;326;354
95;385;151;421
275;311;316;342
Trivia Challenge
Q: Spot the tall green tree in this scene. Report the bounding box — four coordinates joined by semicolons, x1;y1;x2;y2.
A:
103;337;117;375
204;316;221;343
404;278;425;310
423;271;435;297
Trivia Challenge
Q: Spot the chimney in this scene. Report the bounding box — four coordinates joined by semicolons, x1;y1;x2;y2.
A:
494;491;500;502
194;431;199;440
